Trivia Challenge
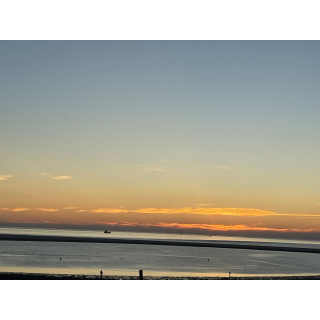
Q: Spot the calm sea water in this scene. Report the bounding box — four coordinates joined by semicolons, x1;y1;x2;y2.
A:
1;227;320;277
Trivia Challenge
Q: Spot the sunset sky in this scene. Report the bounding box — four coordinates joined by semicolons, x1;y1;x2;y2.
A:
1;41;320;239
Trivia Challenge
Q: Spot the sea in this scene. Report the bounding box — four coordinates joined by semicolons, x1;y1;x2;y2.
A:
1;227;320;277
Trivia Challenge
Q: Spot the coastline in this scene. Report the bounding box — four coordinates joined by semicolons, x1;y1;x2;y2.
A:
1;272;320;280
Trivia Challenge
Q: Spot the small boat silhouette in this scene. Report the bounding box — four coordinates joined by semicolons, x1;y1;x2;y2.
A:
104;230;111;234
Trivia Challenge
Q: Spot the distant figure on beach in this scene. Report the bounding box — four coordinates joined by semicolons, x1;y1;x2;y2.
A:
60;258;61;260
229;271;231;278
100;270;103;277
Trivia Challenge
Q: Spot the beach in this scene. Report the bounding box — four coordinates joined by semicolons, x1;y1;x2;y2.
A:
1;272;320;280
2;228;320;278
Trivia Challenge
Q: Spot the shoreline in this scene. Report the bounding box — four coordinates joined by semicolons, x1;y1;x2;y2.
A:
1;272;320;280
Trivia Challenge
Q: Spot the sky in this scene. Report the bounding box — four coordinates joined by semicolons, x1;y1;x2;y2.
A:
1;41;320;239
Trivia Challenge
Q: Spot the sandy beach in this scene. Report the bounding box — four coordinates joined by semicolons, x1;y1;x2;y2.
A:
2;233;320;280
1;272;320;280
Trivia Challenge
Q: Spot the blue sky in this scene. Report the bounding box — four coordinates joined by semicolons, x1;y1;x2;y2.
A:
1;41;320;235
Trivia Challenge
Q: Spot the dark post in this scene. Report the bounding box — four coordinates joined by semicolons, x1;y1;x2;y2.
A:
139;269;143;280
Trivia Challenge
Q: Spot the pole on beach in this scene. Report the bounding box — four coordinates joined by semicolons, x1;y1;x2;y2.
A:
139;270;143;280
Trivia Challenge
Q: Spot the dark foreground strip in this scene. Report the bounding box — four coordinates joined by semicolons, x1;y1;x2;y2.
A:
1;272;320;280
1;233;320;253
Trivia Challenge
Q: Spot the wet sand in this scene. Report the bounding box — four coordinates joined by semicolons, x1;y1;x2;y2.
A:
1;272;320;280
2;233;320;280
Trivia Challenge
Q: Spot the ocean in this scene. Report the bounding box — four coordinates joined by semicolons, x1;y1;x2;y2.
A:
1;227;320;277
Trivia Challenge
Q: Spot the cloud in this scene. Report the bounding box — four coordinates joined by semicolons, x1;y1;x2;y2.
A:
76;208;128;213
0;175;13;180
132;207;188;214
52;176;72;180
72;206;278;217
1;208;30;212
89;220;320;234
118;221;138;226
5;220;40;224
291;214;320;218
39;173;51;176
64;207;78;210
90;208;128;213
131;207;277;217
151;222;320;233
40;220;58;224
35;208;59;212
95;222;118;225
130;207;320;218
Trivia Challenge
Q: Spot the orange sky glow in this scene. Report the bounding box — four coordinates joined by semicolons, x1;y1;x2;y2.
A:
2;206;320;239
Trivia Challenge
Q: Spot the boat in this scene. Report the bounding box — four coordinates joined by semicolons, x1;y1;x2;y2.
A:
104;230;111;234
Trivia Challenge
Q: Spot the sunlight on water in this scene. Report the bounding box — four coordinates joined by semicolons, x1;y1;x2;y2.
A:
2;226;320;245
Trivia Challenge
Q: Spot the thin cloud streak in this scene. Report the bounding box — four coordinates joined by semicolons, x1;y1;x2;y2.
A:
35;208;59;212
52;176;72;180
131;207;277;216
1;207;59;212
65;206;320;218
90;208;128;213
76;208;128;213
4;205;320;219
104;221;320;233
131;207;320;218
0;175;13;180
153;222;320;233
